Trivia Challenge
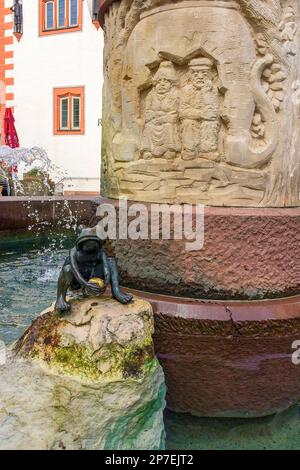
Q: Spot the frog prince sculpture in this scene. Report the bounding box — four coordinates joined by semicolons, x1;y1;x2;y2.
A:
55;228;133;315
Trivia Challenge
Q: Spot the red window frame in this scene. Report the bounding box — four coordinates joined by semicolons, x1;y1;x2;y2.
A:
54;87;85;135
39;0;83;36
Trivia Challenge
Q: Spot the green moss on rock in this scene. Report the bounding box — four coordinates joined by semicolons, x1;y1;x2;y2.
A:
49;337;156;381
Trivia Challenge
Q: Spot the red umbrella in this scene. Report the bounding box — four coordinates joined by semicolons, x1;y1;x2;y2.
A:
4;108;19;148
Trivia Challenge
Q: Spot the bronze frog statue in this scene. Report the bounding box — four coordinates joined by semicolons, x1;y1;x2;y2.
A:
55;228;133;315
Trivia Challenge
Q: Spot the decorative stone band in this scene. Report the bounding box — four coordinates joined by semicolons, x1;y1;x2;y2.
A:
140;1;239;19
97;0;240;25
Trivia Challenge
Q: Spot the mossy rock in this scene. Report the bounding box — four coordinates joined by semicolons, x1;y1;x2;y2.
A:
15;296;157;382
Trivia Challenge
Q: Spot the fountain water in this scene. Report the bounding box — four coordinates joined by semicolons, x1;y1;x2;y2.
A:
0;145;67;196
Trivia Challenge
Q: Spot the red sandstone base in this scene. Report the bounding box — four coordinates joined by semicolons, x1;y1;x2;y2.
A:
129;289;300;417
93;197;300;416
92;198;300;301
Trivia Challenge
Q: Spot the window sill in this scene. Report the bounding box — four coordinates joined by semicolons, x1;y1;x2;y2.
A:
54;129;84;135
40;24;82;36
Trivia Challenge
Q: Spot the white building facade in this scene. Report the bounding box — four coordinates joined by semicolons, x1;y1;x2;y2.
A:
0;0;103;195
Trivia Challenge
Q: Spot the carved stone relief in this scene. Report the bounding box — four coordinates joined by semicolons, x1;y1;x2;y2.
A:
101;0;300;207
140;62;181;160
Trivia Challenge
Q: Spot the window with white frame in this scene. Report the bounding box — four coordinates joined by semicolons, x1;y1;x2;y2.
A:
45;1;55;29
69;0;78;27
57;0;66;28
60;97;69;129
59;96;81;130
71;96;81;129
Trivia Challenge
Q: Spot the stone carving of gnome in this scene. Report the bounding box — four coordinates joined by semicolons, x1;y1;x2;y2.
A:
55;227;133;315
180;58;220;160
140;61;181;160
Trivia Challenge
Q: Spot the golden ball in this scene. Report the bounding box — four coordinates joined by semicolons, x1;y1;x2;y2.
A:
89;278;105;289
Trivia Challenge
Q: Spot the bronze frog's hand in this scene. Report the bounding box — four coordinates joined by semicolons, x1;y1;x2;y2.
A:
107;257;133;305
85;282;104;296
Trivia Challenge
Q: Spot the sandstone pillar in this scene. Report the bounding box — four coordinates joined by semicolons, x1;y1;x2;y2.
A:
96;0;300;417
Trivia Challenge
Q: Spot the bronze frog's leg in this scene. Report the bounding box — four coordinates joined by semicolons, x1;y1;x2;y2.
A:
108;257;133;304
55;264;74;314
55;247;102;315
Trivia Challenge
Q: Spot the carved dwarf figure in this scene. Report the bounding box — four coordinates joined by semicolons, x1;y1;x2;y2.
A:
55;228;133;315
180;58;220;160
141;61;181;160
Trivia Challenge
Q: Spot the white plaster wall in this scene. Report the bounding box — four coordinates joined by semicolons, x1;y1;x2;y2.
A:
12;0;103;192
56;177;100;194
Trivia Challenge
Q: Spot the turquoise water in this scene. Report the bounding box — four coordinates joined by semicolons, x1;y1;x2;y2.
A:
165;408;300;450
0;234;75;344
1;236;300;450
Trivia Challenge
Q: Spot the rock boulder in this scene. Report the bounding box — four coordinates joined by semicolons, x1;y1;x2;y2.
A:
0;297;166;450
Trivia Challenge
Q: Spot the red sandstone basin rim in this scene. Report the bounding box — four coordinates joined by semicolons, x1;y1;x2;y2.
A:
0;196;95;202
127;288;300;322
134;288;300;416
0;197;95;233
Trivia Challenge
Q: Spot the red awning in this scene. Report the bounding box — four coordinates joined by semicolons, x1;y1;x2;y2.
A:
4;108;19;149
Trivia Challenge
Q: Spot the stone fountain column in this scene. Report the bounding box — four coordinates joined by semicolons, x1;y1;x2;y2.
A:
96;0;300;417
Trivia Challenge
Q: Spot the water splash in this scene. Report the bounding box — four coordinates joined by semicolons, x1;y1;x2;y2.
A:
0;145;68;196
0;145;83;250
38;267;61;283
0;145;51;168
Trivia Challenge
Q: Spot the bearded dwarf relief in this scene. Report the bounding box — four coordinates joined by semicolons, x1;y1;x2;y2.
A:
101;0;300;207
140;62;181;160
180;58;220;160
